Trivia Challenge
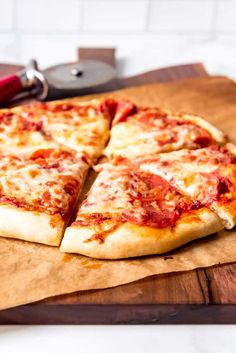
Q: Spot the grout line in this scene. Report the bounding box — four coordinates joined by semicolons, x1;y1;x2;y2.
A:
78;0;85;32
6;29;234;36
211;0;219;40
11;29;82;36
2;29;236;37
12;0;21;64
71;0;217;2
144;0;151;33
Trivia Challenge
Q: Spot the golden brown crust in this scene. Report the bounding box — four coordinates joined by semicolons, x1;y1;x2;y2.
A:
211;200;236;229
60;208;224;259
0;204;64;246
177;112;227;145
213;144;236;228
226;142;236;156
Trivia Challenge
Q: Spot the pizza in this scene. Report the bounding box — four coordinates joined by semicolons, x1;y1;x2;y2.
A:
60;100;234;259
105;103;226;159
0;147;89;245
62;142;236;259
11;98;115;161
60;159;224;259
0;94;235;259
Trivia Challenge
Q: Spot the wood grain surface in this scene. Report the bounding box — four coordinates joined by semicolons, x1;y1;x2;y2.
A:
0;49;236;324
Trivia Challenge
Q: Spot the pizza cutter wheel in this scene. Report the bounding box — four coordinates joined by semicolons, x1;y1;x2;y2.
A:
0;59;116;104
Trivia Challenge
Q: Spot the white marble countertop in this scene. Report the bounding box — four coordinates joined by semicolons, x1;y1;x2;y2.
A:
0;325;236;353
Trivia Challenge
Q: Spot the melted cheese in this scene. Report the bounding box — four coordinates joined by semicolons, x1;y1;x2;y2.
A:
139;147;236;201
11;98;111;161
80;164;130;214
0;113;58;154
105;109;222;159
0;149;88;216
75;161;194;230
43;118;109;159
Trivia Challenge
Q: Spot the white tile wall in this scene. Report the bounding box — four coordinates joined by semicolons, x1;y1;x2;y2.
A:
82;0;149;32
0;34;18;62
0;0;235;78
16;0;82;32
19;34;81;67
216;0;236;32
149;0;215;32
0;0;14;30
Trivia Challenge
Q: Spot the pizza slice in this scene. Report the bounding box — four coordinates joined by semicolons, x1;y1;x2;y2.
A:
60;159;223;259
0;147;89;245
11;98;116;161
138;144;236;229
0;108;58;154
105;102;226;159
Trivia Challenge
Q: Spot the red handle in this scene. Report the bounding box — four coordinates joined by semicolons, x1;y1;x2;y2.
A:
0;74;23;104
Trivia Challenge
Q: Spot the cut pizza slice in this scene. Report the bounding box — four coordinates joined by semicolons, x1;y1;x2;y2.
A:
105;102;227;159
0;147;89;246
138;144;236;229
61;160;223;259
0;108;59;154
11;97;116;161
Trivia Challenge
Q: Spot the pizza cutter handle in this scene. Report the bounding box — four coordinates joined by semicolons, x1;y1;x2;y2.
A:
0;73;24;104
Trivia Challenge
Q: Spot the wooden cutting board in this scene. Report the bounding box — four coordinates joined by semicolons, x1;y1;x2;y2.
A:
0;49;236;324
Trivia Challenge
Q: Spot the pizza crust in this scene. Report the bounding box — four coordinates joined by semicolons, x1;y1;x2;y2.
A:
211;143;236;229
179;113;227;145
211;200;236;230
0;204;65;246
60;208;224;259
226;142;236;156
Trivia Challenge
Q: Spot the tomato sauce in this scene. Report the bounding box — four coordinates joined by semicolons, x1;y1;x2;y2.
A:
112;100;136;125
77;172;203;232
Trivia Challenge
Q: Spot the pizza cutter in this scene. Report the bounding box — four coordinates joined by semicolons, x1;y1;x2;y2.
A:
0;59;116;105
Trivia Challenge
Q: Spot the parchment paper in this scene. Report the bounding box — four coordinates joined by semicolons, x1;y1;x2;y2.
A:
1;75;236;310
